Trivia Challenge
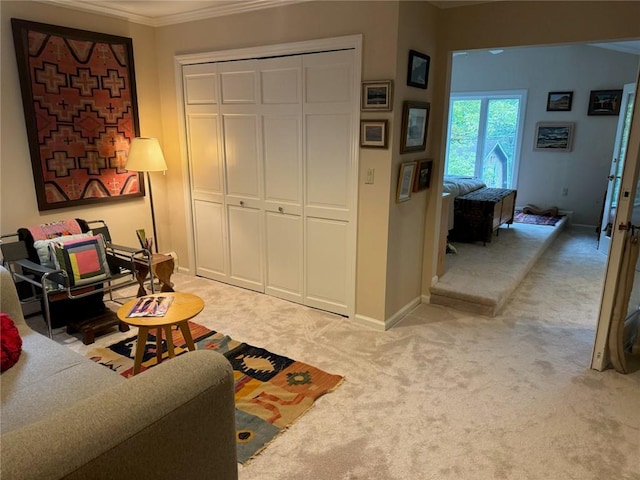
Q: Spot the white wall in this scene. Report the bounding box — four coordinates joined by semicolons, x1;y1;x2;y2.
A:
450;44;638;226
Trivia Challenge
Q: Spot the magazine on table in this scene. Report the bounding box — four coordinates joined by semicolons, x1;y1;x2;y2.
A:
127;295;174;317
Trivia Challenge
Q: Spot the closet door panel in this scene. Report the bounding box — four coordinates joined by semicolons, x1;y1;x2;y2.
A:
263;115;301;208
302;50;355;315
305;217;348;315
261;67;299;105
187;113;222;201
265;211;302;301
227;205;263;290
224;115;260;199
193;200;226;279
305;113;350;213
183;64;218;105
220;71;256;104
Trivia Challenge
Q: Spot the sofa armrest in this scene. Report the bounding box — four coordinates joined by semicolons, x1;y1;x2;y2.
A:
0;266;26;327
1;350;238;480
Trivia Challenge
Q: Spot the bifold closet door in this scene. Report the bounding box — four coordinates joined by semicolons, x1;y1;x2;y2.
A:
184;48;356;316
302;50;355;316
183;64;227;281
261;56;304;304
219;59;264;292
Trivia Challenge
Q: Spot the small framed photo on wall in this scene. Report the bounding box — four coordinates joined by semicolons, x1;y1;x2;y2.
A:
546;91;573;111
400;101;429;153
407;50;430;89
413;159;433;192
360;120;388;148
361;80;393;111
534;122;575;152
588;89;623;115
396;161;418;203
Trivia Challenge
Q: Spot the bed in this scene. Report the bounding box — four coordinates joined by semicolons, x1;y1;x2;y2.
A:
443;175;517;244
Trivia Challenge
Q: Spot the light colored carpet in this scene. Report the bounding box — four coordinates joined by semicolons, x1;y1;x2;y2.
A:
25;226;640;480
430;219;567;316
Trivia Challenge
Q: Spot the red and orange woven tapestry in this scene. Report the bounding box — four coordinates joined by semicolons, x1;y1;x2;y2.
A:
12;19;143;211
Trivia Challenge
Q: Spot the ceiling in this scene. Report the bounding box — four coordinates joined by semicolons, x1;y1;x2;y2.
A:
38;0;640;55
44;0;311;26
43;0;493;27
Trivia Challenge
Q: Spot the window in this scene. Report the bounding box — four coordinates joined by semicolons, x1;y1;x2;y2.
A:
445;90;527;189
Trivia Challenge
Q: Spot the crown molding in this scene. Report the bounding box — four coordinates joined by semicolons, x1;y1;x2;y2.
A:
41;0;310;27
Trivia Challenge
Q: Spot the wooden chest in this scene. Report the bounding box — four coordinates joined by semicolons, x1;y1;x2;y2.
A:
450;188;517;244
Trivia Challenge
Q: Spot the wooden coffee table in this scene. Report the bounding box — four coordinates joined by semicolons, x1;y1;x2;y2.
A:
117;292;204;375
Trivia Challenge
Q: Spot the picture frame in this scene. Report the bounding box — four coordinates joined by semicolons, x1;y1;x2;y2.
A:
360;120;388;148
588;89;623;116
397;162;418;203
400;101;430;153
407;50;430;89
534;122;575;152
546;91;573;111
11;19;143;211
413;159;433;192
361;80;393;111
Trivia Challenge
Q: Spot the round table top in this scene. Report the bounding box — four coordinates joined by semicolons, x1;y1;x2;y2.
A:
117;292;204;328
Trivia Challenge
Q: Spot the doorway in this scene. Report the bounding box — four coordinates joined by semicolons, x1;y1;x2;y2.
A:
443;43;640;370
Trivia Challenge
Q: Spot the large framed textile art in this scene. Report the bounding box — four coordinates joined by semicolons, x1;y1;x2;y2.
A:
11;19;144;211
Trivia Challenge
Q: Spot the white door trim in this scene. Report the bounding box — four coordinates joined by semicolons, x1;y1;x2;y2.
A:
174;34;362;319
592;71;640;371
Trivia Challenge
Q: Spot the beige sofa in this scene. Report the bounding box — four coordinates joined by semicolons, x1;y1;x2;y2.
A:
0;266;238;479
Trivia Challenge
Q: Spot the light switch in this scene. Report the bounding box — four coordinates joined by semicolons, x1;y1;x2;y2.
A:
365;168;375;184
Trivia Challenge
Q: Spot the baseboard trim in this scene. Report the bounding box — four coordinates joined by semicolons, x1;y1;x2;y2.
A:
353;296;422;331
353;314;386;331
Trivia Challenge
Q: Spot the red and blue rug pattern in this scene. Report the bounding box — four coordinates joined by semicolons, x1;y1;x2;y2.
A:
86;321;343;463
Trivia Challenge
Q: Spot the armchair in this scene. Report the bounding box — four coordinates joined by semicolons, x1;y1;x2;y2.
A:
0;219;153;344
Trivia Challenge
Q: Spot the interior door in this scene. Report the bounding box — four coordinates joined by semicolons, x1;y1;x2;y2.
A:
599;82;636;254
592;71;640;371
219;59;265;292
261;56;304;304
303;50;355;316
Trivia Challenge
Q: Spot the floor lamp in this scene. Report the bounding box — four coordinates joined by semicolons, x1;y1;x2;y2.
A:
125;137;167;253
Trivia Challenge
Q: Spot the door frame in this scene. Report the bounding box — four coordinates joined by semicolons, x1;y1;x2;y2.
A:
174;35;362;320
592;70;640;371
598;82;637;254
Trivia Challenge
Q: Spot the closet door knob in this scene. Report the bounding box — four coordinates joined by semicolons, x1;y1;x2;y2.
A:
278;207;284;213
240;201;245;207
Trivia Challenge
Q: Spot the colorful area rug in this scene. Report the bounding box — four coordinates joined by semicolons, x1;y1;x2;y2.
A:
86;321;343;464
514;210;565;226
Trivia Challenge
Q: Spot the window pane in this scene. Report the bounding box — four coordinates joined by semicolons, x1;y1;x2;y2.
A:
482;98;519;188
447;99;481;177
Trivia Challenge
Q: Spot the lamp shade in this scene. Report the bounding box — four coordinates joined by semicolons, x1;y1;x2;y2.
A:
125;137;167;172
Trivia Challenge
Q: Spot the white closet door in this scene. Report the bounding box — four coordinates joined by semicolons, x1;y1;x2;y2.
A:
261;57;303;303
183;64;227;280
219;60;264;291
303;50;355;315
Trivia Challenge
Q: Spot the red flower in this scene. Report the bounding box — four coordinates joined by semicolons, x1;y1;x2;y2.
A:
1;313;23;372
